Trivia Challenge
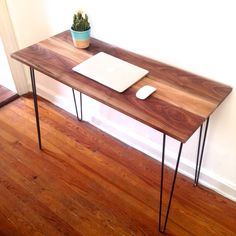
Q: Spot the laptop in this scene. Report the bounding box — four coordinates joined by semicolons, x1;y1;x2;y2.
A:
72;52;149;93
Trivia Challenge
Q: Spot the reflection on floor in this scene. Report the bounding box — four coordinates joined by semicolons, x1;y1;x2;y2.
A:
0;95;235;235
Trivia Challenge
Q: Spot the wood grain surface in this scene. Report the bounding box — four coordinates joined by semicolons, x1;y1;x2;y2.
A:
0;85;18;107
11;31;232;142
0;96;235;236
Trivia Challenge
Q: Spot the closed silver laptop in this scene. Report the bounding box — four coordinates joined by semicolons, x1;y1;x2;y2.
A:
72;52;149;92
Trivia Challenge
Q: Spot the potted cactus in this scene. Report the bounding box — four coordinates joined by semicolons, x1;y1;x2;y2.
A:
70;10;91;48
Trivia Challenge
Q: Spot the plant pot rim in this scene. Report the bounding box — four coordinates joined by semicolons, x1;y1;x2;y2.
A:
70;27;91;32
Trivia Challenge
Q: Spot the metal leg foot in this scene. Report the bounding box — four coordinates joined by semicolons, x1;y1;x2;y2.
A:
30;67;42;149
159;134;183;233
72;89;83;121
194;117;210;186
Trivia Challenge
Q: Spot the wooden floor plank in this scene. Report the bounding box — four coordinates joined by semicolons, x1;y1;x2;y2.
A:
0;95;235;236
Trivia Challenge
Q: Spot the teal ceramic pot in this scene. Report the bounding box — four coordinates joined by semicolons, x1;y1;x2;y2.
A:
70;28;91;48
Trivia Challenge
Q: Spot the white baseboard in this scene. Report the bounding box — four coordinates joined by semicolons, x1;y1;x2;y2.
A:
90;115;236;202
36;83;77;116
35;84;236;202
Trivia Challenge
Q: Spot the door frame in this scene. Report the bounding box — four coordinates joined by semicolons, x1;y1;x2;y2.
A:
0;0;28;95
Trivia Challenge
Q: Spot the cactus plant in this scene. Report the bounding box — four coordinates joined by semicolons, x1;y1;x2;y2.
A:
71;11;90;31
70;10;91;48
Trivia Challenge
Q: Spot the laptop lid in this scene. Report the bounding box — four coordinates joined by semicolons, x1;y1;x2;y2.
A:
72;52;149;93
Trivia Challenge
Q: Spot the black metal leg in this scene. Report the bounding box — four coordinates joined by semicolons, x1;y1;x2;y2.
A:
30;67;42;149
194;117;210;186
159;134;183;233
72;89;83;121
194;124;203;184
79;91;83;121
72;88;79;120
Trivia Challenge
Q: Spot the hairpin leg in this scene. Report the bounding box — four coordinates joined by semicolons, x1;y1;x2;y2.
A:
159;134;183;233
72;88;83;121
30;67;42;149
194;117;210;186
79;91;83;121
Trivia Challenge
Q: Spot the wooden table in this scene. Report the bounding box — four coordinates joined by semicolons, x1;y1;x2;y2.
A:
12;30;232;233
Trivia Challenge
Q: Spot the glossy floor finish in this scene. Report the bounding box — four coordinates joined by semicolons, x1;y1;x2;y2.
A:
0;95;235;236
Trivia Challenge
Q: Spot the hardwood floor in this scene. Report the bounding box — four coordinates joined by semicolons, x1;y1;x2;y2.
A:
0;85;18;108
0;95;235;236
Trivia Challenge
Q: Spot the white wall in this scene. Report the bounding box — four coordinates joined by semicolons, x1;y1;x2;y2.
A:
6;0;236;200
0;0;28;94
0;37;16;91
